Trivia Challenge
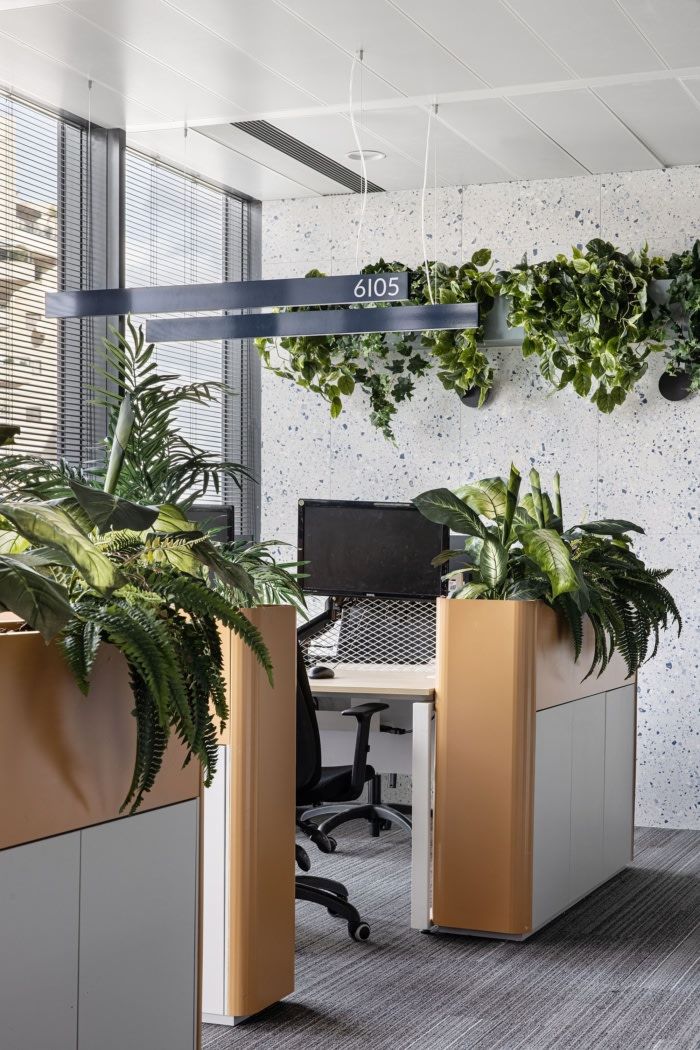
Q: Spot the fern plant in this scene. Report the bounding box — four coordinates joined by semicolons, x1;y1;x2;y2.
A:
415;464;680;678
0;321;304;811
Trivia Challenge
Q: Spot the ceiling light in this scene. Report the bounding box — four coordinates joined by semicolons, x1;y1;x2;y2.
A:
346;149;386;162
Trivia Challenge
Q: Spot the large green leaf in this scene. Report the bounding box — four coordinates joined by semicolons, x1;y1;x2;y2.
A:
577;519;645;537
520;528;579;598
0;554;74;641
479;537;508;588
0;502;120;593
69;480;159;532
455;477;507;520
453;582;490;599
413;488;487;539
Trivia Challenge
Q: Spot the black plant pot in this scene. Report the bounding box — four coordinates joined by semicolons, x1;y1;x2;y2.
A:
658;370;692;402
459;387;491;408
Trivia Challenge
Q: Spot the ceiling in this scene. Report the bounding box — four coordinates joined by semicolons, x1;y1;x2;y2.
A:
0;0;699;199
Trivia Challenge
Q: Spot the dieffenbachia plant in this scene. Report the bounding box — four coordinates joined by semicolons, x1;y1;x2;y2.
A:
0;320;304;811
414;464;680;678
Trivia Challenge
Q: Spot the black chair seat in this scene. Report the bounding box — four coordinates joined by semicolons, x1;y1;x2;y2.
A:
298;763;376;805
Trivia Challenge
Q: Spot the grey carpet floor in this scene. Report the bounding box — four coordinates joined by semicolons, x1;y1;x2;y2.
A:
203;826;700;1050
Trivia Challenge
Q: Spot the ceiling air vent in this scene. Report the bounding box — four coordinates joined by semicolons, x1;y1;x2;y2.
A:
233;120;384;194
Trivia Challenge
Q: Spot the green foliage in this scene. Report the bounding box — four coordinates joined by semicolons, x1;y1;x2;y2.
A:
501;239;667;411
0;320;305;811
663;239;700;393
415;463;680;677
256;256;497;439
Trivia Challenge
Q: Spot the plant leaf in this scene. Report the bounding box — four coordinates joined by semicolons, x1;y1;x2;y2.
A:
0;554;74;641
413;488;487;538
69;479;159;532
578;519;645;537
479;537;508;588
453;582;490;599
0;501;120;593
455;477;507;520
520;528;579;598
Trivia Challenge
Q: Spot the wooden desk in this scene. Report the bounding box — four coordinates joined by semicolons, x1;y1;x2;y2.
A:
308;662;435;930
307;663;435;698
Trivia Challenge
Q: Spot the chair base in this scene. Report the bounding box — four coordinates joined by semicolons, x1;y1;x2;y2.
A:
317;804;413;837
295;875;371;942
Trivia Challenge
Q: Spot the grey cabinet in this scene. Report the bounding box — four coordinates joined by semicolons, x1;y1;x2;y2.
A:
532;687;635;932
0;800;199;1050
0;833;81;1050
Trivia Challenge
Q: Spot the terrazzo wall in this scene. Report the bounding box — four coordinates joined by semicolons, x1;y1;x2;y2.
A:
261;167;700;830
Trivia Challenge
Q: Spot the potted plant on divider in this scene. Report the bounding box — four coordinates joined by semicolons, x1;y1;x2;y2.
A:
0;319;303;812
414;463;680;678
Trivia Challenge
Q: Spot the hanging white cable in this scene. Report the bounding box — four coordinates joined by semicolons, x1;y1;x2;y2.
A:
421;104;435;304
349;49;368;272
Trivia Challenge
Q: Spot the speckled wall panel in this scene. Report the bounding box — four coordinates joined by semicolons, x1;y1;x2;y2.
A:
261;168;700;830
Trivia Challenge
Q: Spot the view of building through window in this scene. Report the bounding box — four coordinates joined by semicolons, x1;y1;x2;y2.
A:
0;96;58;456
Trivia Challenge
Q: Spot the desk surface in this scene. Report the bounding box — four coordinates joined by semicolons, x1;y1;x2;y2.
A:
307;663;436;698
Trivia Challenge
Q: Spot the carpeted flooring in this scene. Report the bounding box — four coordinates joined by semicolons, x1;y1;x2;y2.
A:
203;826;700;1050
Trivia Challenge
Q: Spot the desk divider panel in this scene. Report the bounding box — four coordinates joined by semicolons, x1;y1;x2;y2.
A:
219;606;297;1021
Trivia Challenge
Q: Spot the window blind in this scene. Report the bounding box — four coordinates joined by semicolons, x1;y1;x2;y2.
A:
0;92;103;464
124;149;259;537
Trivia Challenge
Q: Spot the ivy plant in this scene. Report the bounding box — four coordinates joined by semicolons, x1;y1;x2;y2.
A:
414;464;680;678
663;238;700;393
501;239;667;412
256;253;497;439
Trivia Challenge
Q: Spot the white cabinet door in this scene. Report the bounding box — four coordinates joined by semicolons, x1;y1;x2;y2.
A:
570;693;606;902
604;684;636;876
532;702;573;929
0;832;80;1050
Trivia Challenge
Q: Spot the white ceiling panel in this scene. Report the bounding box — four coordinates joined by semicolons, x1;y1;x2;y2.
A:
65;0;314;116
128;126;322;199
508;0;665;77
198;123;350;195
276;0;485;95
596;79;700;166
515;88;661;174
620;0;700;69
269;111;426;191
0;23;163;126
0;4;239;123
162;0;400;107
391;0;570;87
439;98;585;179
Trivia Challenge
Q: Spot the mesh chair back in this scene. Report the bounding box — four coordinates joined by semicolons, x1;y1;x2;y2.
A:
296;644;322;794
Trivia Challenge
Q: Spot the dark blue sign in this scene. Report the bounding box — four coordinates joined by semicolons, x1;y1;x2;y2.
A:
44;272;409;318
146;303;478;343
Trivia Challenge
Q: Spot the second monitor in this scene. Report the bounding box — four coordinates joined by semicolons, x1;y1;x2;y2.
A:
298;499;448;599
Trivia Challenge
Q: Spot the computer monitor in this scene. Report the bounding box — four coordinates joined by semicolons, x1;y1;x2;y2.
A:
298;499;449;599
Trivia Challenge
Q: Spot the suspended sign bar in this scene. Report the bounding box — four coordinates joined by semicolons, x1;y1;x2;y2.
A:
146;303;478;343
44;272;410;319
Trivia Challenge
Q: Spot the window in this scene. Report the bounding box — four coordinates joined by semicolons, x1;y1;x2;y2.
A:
0;96;60;456
124;150;260;538
0;92;102;463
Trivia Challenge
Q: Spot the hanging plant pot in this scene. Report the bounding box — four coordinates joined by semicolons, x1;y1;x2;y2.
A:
459;386;491;408
659;370;692;402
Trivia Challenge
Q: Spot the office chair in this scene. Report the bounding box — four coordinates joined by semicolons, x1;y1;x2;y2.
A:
296;646;394;942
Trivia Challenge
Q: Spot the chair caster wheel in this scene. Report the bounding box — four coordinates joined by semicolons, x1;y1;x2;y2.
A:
316;832;336;854
327;836;338;852
349;921;370;942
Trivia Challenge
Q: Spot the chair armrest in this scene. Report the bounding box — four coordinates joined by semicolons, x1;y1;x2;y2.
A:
341;703;389;795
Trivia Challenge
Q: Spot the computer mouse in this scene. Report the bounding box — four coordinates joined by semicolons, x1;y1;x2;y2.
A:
309;665;335;680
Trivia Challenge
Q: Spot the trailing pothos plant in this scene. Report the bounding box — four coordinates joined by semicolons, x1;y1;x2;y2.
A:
662;238;700;393
0;320;304;812
414;464;680;678
500;239;667;412
256;252;497;439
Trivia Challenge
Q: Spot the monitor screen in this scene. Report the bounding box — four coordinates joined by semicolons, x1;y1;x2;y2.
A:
298;500;448;598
